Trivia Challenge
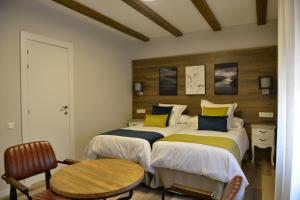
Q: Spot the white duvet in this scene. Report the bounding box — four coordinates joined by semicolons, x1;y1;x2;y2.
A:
151;127;249;200
86;124;188;173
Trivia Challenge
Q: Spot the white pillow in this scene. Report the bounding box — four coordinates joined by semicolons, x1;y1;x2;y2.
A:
200;100;238;129
159;103;187;126
189;116;198;129
178;115;191;124
231;117;244;129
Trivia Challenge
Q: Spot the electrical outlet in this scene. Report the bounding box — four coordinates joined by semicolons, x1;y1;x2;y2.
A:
7;122;15;130
258;112;274;118
136;109;146;114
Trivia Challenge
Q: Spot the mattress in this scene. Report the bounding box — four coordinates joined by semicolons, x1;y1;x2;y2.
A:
85;124;188;173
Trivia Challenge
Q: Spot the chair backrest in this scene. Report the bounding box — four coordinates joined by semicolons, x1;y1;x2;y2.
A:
4;141;57;180
221;176;243;200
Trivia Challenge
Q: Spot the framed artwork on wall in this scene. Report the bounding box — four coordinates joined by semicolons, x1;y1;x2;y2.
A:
159;67;177;96
185;65;206;95
214;63;238;95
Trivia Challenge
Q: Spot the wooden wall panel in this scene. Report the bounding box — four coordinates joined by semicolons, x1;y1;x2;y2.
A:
132;46;277;134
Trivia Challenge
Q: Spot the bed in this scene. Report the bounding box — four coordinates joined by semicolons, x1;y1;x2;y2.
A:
85;123;188;174
150;125;249;200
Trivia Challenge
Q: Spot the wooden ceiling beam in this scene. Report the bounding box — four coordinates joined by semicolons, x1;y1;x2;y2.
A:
122;0;183;37
191;0;221;31
51;0;150;42
256;0;268;25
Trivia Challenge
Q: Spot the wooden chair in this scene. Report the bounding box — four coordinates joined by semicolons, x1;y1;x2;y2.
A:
2;141;78;200
162;176;243;200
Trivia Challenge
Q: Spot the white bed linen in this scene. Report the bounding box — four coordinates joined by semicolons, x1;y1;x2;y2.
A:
151;127;249;200
86;124;188;173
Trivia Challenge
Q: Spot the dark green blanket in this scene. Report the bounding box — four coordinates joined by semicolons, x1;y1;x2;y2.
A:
100;129;164;147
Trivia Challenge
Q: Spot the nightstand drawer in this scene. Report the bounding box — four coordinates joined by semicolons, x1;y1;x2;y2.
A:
128;122;143;127
127;119;144;127
252;128;274;138
253;136;274;148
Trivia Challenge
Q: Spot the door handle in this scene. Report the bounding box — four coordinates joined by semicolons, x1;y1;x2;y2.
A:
59;105;68;111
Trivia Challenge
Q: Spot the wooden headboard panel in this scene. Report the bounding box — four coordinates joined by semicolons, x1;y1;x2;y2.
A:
132;46;277;134
234;110;242;118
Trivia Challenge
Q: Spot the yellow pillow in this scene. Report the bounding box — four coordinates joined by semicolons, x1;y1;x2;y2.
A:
202;107;228;116
144;114;168;128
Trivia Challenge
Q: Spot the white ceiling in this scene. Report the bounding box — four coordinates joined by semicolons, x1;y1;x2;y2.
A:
39;0;278;40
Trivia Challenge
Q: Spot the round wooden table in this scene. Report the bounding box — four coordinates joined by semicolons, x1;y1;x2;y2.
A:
50;159;144;199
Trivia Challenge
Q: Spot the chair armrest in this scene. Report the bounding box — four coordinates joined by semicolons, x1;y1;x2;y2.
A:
57;159;79;165
1;175;30;195
222;176;242;199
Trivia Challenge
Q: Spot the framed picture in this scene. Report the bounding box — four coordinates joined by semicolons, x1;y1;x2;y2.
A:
185;65;206;95
214;63;238;95
159;67;177;96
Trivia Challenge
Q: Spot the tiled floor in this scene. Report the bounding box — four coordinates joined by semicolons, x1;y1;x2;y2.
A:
6;159;275;200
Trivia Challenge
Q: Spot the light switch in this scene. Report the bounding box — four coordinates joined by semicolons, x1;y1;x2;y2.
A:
258;112;274;118
136;109;146;114
7;122;15;130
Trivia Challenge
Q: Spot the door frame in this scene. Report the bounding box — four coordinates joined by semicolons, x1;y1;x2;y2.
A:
20;31;75;158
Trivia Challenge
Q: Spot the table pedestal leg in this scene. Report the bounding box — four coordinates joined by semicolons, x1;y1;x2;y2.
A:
162;188;168;200
117;190;133;200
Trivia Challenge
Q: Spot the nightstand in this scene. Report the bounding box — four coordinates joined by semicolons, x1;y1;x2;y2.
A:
127;119;144;127
251;124;276;166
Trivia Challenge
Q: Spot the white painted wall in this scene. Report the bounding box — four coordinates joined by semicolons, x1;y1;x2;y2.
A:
0;0;134;195
133;20;277;59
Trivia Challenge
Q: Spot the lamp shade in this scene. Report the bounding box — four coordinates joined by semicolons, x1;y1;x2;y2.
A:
134;82;143;92
259;76;273;89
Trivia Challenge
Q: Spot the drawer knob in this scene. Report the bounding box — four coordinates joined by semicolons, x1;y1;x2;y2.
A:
259;130;267;134
259;139;266;142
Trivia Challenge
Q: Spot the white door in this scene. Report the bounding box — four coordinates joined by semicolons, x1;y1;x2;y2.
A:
26;39;71;159
21;32;74;184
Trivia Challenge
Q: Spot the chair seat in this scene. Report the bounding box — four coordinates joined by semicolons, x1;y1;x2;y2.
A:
33;190;68;200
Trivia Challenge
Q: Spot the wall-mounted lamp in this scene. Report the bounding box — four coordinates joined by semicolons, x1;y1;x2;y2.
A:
134;81;143;96
259;76;273;95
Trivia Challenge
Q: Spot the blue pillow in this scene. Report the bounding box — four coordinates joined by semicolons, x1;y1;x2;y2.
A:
152;105;173;126
198;115;228;132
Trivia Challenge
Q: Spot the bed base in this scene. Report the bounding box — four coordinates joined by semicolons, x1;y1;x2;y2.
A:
150;168;224;200
162;183;214;200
